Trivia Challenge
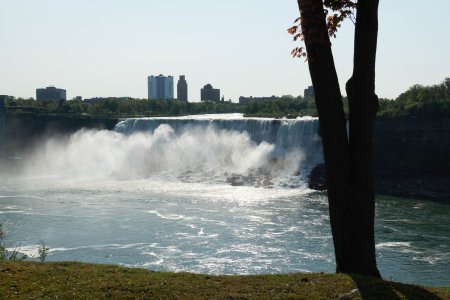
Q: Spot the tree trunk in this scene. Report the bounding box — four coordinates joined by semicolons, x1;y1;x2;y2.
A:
296;0;380;277
343;0;380;277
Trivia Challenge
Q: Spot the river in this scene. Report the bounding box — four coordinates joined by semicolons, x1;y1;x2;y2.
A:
0;114;448;287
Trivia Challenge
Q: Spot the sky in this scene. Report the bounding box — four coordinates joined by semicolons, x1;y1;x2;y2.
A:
1;0;449;102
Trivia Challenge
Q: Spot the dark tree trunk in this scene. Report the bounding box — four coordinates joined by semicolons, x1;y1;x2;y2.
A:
343;0;380;277
297;0;381;277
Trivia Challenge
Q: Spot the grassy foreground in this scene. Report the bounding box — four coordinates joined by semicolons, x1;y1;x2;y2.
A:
0;261;448;299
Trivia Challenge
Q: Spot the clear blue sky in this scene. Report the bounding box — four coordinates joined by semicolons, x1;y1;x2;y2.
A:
1;0;449;101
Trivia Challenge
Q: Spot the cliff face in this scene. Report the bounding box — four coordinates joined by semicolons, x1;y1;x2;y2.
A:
373;117;450;176
309;117;450;202
1;114;118;157
372;117;450;201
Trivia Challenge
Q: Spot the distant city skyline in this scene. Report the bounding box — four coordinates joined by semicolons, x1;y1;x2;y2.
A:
1;1;449;101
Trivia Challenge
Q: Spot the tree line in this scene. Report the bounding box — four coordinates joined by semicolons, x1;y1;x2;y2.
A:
377;78;450;118
4;98;242;117
244;78;450;119
4;78;449;119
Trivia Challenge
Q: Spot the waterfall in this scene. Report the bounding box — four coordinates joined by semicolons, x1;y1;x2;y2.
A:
115;114;320;148
114;114;324;182
21;114;323;188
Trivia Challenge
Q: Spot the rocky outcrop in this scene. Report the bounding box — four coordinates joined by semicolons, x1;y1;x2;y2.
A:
308;163;327;191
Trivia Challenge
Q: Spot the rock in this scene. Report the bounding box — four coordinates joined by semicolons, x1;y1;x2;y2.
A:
308;163;327;191
226;176;245;186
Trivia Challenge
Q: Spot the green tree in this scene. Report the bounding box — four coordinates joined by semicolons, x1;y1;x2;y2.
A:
291;0;381;277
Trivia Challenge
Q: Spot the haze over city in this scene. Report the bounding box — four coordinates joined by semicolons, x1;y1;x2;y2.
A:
1;0;449;101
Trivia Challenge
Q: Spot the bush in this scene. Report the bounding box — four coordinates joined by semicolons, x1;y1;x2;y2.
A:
0;224;48;262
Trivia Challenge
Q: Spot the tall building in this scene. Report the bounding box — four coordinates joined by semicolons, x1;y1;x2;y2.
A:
201;84;220;102
148;75;174;100
304;85;315;98
177;75;188;101
36;86;66;101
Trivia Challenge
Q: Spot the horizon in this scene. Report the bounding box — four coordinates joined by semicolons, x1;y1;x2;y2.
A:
1;0;449;101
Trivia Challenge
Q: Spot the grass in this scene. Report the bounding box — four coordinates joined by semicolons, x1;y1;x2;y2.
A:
0;261;449;299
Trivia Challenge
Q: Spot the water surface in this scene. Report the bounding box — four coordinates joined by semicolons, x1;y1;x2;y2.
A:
1;177;448;287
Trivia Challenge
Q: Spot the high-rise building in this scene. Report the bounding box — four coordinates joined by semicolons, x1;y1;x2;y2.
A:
36;86;66;101
148;75;174;100
304;85;315;98
201;84;220;103
177;75;188;101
